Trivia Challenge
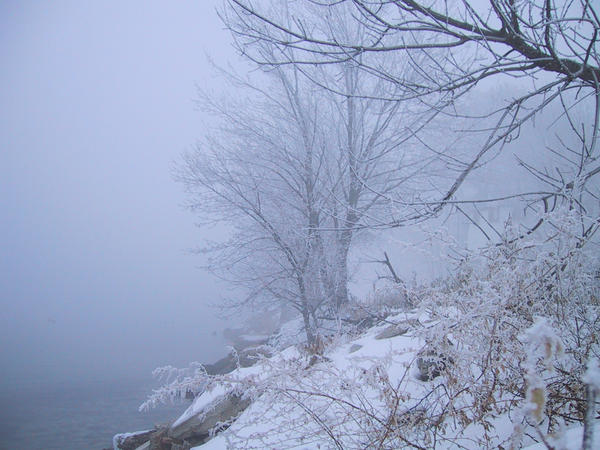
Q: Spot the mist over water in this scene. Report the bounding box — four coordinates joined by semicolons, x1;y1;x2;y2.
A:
0;1;236;446
0;377;189;450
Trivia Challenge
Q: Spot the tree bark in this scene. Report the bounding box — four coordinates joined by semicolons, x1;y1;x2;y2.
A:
583;384;597;450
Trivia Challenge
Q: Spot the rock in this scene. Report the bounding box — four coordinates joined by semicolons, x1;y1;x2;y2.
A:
348;344;363;353
307;354;331;367
114;426;194;450
354;315;381;331
114;429;157;450
375;323;410;340
204;346;272;375
147;428;170;450
238;346;272;368
203;354;237;375
416;348;454;381
169;393;251;443
147;427;192;450
170;443;192;450
374;318;421;340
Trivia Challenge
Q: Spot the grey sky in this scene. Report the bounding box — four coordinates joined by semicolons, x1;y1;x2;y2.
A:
0;0;236;387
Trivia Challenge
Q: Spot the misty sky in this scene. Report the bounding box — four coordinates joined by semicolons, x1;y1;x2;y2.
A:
0;1;238;388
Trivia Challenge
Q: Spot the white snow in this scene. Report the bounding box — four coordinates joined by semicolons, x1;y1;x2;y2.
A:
189;317;429;449
523;422;600;449
176;313;598;449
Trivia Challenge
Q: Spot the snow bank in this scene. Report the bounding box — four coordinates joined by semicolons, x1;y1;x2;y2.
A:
190;314;430;448
180;311;598;449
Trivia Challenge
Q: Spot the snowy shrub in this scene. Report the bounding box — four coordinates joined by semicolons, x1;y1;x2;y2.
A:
364;279;420;314
214;209;599;448
139;362;210;412
140;208;598;448
411;209;600;446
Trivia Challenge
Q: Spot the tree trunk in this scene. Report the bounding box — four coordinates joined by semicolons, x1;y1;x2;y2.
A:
334;226;354;310
334;245;350;309
583;384;597;450
301;306;315;346
298;277;316;346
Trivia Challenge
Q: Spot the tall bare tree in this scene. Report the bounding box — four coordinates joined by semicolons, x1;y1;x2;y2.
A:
178;64;337;344
223;0;600;243
179;54;438;340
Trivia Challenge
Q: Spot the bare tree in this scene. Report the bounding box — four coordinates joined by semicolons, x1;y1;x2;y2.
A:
314;60;440;308
178;65;333;344
180;13;446;336
179;59;431;342
223;2;449;309
223;0;600;242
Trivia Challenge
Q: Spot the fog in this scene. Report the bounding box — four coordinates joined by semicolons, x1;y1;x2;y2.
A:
0;1;235;389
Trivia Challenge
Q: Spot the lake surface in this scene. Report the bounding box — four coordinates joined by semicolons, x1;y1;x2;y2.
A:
0;377;189;450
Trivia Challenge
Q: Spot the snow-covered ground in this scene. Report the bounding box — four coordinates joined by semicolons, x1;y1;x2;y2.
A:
177;311;598;449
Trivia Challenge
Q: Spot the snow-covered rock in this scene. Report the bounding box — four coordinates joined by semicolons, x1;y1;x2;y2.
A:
113;429;155;450
374;321;411;339
203;346;272;376
168;392;251;443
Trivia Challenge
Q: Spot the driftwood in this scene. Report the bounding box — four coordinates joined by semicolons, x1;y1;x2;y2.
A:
168;393;251;444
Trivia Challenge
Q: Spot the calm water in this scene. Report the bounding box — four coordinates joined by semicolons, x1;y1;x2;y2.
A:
0;377;189;450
